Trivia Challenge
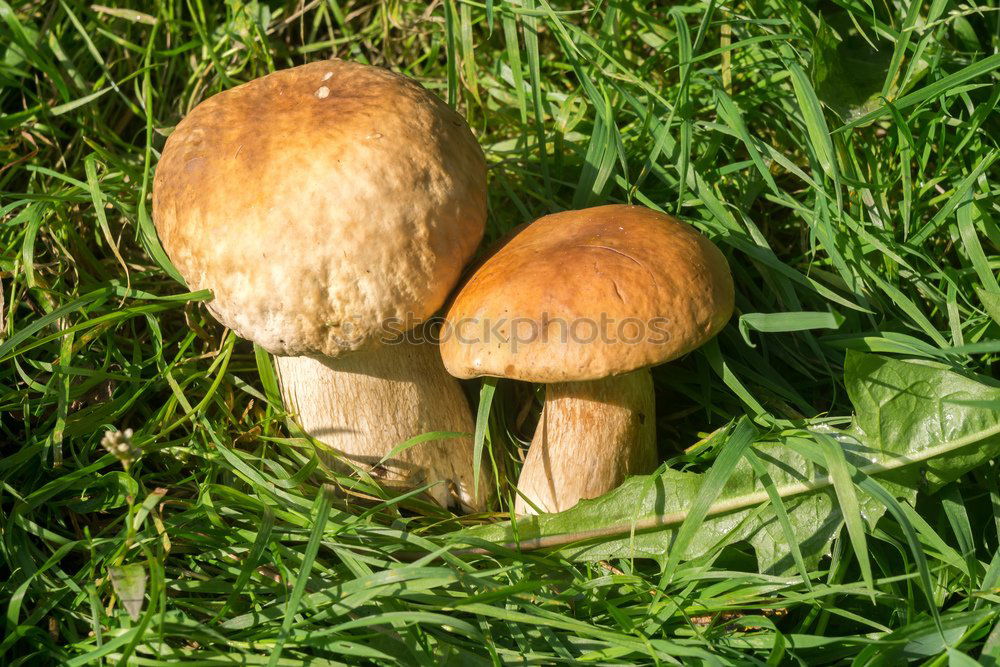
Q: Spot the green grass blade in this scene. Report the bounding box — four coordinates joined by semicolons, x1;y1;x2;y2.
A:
661;417;757;581
267;484;334;667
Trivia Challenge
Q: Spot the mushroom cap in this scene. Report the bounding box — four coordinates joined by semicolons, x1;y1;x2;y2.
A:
153;60;486;358
440;205;734;382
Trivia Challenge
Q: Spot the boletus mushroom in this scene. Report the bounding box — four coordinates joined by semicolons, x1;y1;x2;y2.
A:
440;205;733;514
153;61;492;511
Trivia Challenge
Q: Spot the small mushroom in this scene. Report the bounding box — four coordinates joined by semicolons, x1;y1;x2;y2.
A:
153;61;492;511
440;205;733;514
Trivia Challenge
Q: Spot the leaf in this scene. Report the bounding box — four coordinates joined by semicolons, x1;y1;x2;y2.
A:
783;47;838;181
253;343;282;409
817;430;874;595
472;377;497;499
67;471;138;512
976;288;1000;326
459;439;831;568
738;310;845;347
744;449;812;584
982;618;1000;661
136;201;186;286
810;11;893;122
951;16;980;53
662;417;756;579
268;484;334;667
456;353;1000;570
845;352;1000;490
856;475;943;634
715;88;779;195
851;609;991;665
50;86;112;116
84;155;130;288
377;431;472;467
947;648;984;667
108;563;146;621
836;52;1000;133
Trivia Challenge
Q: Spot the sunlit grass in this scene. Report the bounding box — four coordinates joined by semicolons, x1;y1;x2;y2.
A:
1;0;999;663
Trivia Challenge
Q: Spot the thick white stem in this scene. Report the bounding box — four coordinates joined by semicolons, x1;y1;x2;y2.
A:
275;342;492;512
515;369;656;515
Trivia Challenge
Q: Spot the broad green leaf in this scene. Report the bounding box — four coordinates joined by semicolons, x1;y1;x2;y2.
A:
810;11;893;121
108;563;146;621
836;52;1000;133
947;648;984;667
67;471;138;513
457;354;1000;569
845;352;1000;490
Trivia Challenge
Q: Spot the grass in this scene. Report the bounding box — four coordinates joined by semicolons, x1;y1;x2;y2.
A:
2;0;1000;663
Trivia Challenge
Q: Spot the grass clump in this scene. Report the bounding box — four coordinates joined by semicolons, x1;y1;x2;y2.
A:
2;0;1000;664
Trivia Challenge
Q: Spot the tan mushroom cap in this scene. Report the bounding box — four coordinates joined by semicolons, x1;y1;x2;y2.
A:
441;205;734;383
153;60;486;358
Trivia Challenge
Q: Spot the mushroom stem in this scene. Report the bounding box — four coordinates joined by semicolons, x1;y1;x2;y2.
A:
274;342;492;512
514;369;656;515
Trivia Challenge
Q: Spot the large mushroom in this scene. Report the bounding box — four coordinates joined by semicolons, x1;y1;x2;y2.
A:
440;205;733;514
153;61;492;511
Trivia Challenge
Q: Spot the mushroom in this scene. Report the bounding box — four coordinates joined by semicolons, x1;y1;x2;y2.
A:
440;205;733;514
153;61;492;511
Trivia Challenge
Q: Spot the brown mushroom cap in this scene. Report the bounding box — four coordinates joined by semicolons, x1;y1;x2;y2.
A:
153;60;486;358
440;205;734;383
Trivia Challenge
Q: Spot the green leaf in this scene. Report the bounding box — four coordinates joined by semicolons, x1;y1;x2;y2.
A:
471;378;497;500
851;609;990;665
268;484;334;667
982;618;1000;661
810;11;893;121
108;563;146;621
662;417;756;579
456;354;1000;569
817;431;874;595
253;343;282;409
377;430;472;467
783;47;838;181
715;88;779;194
67;471;138;512
947;648;984;667
738;310;845;347
845;352;1000;490
744;449;812;585
836;52;1000;133
976;288;1000;326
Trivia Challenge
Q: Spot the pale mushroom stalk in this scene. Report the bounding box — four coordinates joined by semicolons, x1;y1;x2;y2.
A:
275;342;485;511
514;369;656;515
